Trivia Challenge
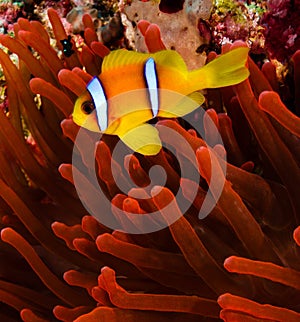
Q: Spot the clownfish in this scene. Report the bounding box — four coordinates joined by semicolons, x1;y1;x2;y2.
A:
73;47;249;155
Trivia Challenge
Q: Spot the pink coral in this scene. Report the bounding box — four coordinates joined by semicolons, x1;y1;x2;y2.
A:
262;0;300;62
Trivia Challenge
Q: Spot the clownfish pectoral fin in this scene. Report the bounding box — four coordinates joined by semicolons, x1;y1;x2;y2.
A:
119;124;162;156
158;91;204;118
188;47;250;91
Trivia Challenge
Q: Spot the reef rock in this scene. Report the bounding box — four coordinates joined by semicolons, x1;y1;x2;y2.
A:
66;6;100;34
121;0;213;69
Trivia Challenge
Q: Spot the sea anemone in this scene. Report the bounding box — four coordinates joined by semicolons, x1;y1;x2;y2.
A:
0;7;299;322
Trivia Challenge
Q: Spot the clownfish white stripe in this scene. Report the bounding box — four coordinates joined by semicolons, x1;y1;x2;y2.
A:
87;77;108;131
144;58;159;117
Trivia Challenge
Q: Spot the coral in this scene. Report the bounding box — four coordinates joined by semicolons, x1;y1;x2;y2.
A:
261;0;300;62
0;2;21;34
169;0;298;73
158;0;185;14
208;0;266;53
66;6;99;34
121;0;214;69
65;2;121;45
0;8;300;322
100;12;124;47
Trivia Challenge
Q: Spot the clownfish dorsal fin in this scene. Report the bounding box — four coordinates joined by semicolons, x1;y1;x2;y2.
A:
102;49;189;76
151;50;188;75
102;49;150;72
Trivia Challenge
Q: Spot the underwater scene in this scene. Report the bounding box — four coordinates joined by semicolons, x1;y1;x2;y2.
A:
0;0;299;321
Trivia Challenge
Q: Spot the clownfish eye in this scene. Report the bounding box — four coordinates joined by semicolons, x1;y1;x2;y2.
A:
81;101;95;114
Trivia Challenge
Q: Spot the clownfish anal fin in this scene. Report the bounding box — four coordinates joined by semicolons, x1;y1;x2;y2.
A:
119;124;162;156
158;91;204;118
87;77;108;131
144;58;159;118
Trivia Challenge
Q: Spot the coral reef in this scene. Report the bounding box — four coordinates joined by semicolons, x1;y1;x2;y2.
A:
206;0;266;54
66;6;100;34
0;2;24;34
0;6;300;322
261;0;300;62
121;0;213;69
207;0;300;64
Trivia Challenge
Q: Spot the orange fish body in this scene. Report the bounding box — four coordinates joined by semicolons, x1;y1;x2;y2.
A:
73;47;249;155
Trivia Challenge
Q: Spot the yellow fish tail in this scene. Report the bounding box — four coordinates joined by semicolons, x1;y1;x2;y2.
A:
188;47;250;91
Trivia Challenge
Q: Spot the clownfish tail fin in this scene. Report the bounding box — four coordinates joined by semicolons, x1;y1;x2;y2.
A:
188;47;250;91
